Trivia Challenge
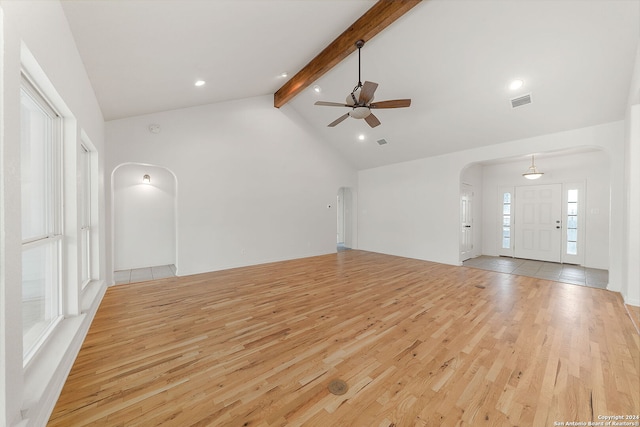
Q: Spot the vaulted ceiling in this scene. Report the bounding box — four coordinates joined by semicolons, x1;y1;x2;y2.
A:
61;0;639;170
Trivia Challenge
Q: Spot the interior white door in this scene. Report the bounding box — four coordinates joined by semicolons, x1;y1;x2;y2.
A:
514;184;562;262
336;187;353;249
337;190;345;246
460;184;473;261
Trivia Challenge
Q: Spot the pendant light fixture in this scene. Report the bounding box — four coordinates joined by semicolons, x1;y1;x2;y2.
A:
522;155;543;180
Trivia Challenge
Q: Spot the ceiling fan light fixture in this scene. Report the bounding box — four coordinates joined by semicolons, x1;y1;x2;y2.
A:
522;155;544;179
349;106;371;119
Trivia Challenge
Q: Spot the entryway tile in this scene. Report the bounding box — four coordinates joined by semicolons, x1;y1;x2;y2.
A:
130;268;153;283
463;256;608;290
152;265;175;279
114;264;176;285
114;270;131;285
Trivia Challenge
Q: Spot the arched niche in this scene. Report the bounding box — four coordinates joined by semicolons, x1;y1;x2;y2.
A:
112;163;178;271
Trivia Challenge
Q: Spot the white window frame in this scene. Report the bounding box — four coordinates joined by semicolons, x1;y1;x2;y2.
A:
562;182;585;265
79;143;92;289
497;186;514;257
20;72;64;364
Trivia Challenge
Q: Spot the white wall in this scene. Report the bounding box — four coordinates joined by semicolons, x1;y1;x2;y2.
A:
358;121;627;293
624;105;640;306
480;150;610;269
106;95;358;277
0;1;106;425
622;43;640;307
113;164;176;270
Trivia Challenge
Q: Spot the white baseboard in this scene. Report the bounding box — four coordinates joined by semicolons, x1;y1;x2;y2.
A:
624;295;640;308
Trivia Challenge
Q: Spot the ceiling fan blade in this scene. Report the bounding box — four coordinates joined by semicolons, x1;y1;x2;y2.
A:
315;101;350;107
364;112;381;128
328;113;350;127
369;99;412;109
358;81;378;104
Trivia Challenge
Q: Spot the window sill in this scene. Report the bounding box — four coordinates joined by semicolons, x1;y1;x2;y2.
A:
19;279;106;427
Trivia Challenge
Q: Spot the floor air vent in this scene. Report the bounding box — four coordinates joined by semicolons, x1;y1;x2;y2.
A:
511;93;532;108
328;379;348;395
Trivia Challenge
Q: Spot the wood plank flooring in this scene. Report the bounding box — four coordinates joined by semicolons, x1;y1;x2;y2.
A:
48;250;640;426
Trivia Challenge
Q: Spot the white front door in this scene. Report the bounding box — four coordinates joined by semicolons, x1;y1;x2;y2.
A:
460;184;473;261
514;184;562;262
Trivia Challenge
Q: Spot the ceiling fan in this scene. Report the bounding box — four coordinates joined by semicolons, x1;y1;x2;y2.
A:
314;40;411;128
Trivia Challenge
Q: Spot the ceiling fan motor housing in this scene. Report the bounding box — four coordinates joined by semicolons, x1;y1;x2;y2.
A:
346;88;374;106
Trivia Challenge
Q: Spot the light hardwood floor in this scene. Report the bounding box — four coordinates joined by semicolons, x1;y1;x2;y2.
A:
49;251;640;426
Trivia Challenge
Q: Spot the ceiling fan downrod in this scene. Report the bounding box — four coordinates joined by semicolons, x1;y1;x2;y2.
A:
352;39;365;99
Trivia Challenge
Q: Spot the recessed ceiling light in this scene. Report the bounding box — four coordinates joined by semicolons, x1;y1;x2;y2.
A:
313;85;321;93
358;134;365;141
509;79;524;90
195;80;206;87
280;72;288;78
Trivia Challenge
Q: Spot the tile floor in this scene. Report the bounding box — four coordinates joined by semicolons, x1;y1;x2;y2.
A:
114;264;176;285
463;255;608;289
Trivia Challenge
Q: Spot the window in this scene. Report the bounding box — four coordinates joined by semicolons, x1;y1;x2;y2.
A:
502;191;512;249
566;189;578;255
21;75;63;361
497;187;515;257
79;144;92;288
562;183;584;265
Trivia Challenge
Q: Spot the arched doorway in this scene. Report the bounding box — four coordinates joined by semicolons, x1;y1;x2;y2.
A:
112;163;177;283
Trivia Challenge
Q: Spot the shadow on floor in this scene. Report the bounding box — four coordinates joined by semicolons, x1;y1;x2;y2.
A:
463;255;608;289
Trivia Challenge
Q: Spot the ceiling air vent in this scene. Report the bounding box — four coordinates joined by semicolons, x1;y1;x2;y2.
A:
377;138;388;145
511;93;532;108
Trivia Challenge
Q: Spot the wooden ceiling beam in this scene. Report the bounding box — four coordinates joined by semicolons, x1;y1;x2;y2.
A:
274;0;422;108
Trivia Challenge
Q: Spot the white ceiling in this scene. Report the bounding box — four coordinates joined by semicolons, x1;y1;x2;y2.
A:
61;0;639;170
